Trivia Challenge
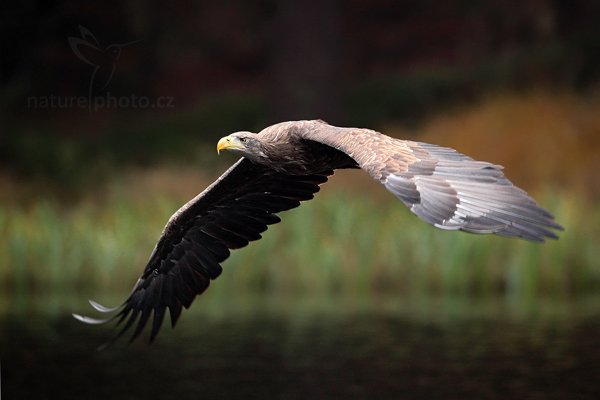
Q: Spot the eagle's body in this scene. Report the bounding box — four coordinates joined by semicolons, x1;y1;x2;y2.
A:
240;121;358;173
75;120;563;343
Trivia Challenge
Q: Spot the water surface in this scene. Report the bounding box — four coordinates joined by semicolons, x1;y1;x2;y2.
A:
2;294;599;399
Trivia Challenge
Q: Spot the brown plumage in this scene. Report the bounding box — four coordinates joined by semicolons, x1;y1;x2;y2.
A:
74;120;563;343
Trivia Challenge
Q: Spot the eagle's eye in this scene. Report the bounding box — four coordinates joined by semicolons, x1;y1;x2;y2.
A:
239;137;247;143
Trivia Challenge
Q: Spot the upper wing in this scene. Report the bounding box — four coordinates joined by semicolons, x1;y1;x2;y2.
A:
299;121;563;241
74;158;331;343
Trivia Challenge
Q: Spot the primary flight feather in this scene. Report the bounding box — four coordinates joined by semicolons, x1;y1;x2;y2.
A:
74;120;563;343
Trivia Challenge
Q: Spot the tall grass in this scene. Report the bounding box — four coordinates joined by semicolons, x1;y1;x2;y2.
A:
1;182;597;310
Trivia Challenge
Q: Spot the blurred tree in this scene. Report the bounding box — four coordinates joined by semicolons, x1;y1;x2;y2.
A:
127;0;161;98
269;0;342;123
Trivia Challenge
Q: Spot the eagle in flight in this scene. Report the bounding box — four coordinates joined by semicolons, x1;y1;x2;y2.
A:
74;120;563;343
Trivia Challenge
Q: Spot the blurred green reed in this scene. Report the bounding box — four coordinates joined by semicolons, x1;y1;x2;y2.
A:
1;187;598;307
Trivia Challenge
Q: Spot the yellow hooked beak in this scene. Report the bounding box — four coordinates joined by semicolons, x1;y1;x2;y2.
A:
216;137;229;154
216;136;244;154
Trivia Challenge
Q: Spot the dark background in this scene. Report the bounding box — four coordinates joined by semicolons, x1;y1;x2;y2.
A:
2;0;600;187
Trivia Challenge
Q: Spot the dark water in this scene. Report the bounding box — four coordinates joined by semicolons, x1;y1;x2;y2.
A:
2;294;600;399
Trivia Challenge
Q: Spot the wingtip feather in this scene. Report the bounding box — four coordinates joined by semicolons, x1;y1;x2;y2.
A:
89;299;120;313
72;313;112;325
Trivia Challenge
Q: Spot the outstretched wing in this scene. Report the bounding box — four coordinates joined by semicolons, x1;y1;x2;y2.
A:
299;121;563;241
74;158;331;343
